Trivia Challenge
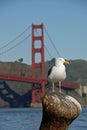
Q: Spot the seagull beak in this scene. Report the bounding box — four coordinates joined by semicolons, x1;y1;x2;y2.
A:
64;60;69;65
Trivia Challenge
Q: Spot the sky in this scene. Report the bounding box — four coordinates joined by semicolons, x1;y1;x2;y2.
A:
0;0;87;64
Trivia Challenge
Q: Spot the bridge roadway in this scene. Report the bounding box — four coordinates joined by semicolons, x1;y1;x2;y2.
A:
0;73;79;89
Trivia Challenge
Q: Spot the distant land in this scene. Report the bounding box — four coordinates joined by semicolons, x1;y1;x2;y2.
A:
0;58;87;107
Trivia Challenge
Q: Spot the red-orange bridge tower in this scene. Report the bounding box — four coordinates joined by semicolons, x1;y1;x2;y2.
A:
31;24;45;103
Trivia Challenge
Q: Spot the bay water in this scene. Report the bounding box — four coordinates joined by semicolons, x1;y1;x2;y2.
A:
0;107;86;130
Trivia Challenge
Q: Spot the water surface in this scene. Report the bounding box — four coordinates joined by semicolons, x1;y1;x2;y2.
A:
0;107;87;130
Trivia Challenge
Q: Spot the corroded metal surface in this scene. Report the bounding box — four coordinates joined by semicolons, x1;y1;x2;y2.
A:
39;91;82;130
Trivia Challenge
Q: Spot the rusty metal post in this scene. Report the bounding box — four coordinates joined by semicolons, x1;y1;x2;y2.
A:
39;91;82;130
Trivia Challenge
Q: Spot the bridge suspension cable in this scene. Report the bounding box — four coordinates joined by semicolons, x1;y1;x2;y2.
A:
44;44;52;59
0;25;31;50
0;34;31;55
44;26;61;57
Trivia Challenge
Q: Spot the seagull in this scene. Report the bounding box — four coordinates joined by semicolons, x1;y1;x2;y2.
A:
47;58;69;92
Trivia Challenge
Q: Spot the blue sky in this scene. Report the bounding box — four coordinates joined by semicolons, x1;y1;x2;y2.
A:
0;0;87;64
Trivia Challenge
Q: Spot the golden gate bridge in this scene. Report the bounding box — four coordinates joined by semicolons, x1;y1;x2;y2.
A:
0;24;79;105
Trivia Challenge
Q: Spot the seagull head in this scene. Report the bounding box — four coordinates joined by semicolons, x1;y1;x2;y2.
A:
55;58;69;66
